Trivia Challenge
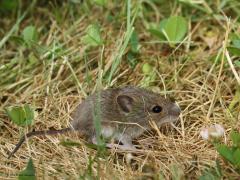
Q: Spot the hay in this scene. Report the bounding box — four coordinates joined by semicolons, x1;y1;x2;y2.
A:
1;1;240;179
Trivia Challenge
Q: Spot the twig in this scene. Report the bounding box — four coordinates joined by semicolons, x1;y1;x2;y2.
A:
225;50;240;86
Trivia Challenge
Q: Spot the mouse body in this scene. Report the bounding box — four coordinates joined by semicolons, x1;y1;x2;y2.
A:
8;86;181;158
71;86;181;150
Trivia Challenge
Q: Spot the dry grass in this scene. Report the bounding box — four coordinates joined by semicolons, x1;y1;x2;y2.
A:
1;1;240;179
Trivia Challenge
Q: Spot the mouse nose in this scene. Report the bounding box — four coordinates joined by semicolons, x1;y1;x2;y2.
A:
169;103;181;116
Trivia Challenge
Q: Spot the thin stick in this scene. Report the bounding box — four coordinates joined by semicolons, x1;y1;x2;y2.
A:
206;17;231;120
225;50;240;86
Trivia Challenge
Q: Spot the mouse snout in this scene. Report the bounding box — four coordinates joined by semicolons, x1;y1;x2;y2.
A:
168;103;181;117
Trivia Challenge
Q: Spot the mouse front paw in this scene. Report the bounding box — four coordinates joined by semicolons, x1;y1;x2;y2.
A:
106;143;137;151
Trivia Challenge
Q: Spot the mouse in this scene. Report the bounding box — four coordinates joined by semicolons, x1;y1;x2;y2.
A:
7;86;181;158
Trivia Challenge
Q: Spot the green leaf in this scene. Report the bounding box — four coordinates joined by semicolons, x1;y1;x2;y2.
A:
234;60;240;67
161;16;188;43
22;25;38;46
9;36;25;45
127;52;138;69
149;16;188;45
228;46;240;56
18;158;36;180
230;131;240;147
159;18;168;31
233;39;240;48
5;104;35;126
216;144;235;164
142;63;153;75
0;0;18;11
60;140;81;147
148;28;166;41
129;30;139;53
233;149;240;166
93;0;107;6
199;171;219;180
69;0;82;3
82;24;103;47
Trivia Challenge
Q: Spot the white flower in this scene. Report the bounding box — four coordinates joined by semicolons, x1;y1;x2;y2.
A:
200;124;225;140
200;128;210;140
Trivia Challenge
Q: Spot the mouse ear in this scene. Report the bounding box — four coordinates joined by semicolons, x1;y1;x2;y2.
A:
117;95;134;113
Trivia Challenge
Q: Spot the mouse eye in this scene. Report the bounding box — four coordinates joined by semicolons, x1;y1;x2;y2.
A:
152;105;162;113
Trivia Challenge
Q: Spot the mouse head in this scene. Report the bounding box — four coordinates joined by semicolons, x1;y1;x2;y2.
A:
116;87;181;127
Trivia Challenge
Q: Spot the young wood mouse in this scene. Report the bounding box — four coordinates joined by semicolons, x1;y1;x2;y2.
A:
8;86;181;158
